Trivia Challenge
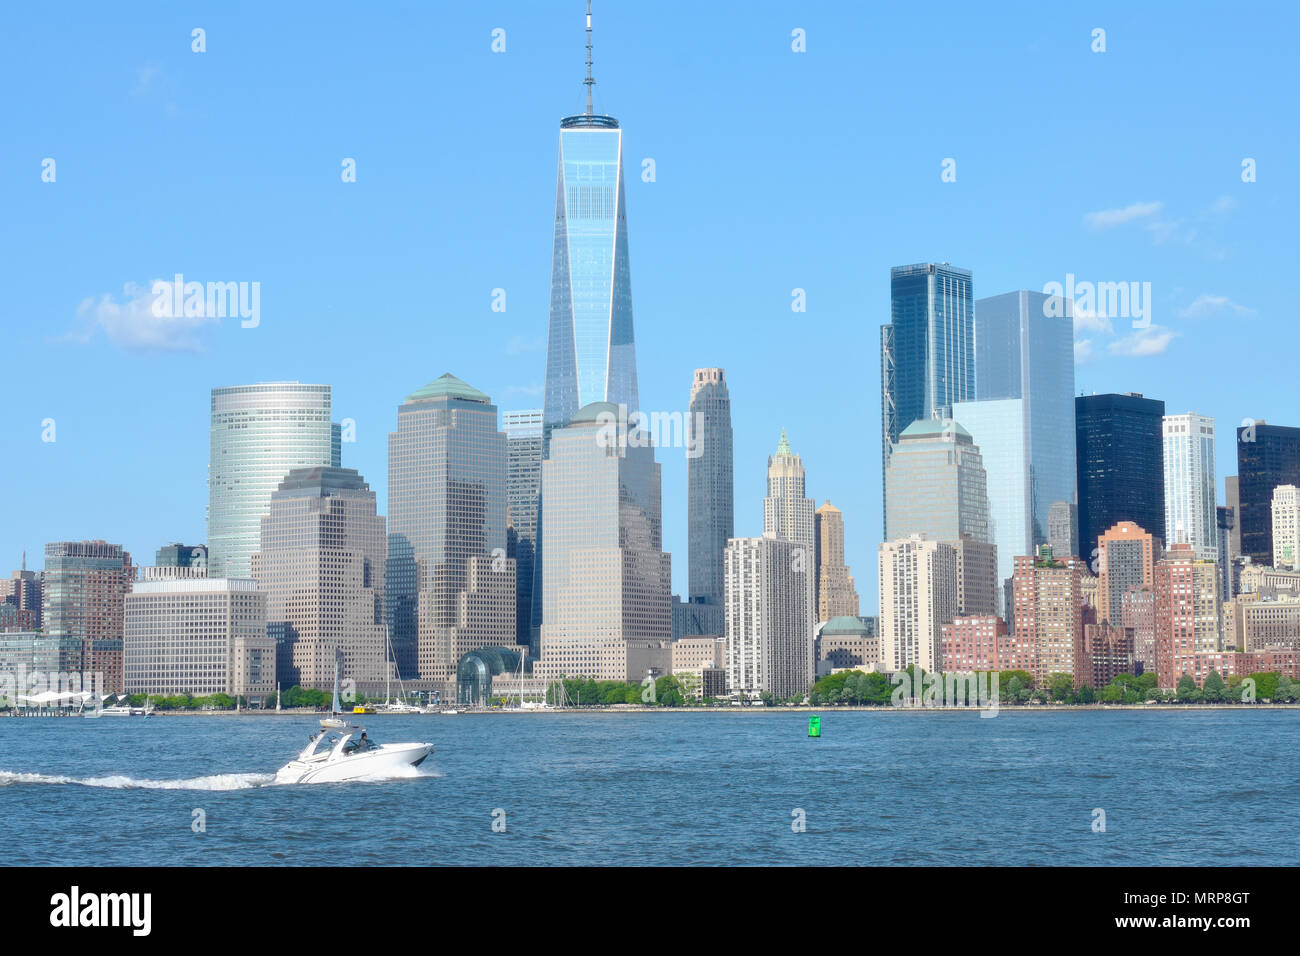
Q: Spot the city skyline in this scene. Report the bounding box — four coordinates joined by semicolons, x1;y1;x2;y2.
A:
4;3;1297;614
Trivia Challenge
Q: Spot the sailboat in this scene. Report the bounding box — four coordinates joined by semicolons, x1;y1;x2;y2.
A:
373;626;422;714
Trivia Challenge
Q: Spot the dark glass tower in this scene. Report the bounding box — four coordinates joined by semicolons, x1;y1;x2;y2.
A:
1074;393;1165;562
1236;421;1300;566
881;263;974;523
503;409;542;654
685;368;732;634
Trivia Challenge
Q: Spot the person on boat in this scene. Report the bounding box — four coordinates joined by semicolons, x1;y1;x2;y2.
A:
357;731;373;751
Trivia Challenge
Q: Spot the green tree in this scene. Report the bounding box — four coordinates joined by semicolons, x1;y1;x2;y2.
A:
1048;673;1076;703
1176;673;1199;702
1202;670;1227;703
1275;675;1296;702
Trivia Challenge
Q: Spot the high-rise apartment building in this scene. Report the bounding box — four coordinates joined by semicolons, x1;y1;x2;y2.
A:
1162;413;1217;560
1075;393;1166;562
251;466;388;692
881;262;974;521
686;368;733;635
43;540;135;693
1271;484;1300;571
1;561;42;630
537;403;671;682
124;577;271;699
724;534;813;700
208;382;339;579
878;536;958;674
1153;542;1221;688
763;430;817;652
387;374;515;697
814;503;859;621
1096;522;1159;625
503;409;543;652
1011;547;1086;686
1121;586;1156;673
1236;422;1300;566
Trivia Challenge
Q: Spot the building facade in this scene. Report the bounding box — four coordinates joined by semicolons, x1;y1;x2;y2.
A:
208;382;339;580
724;534;812;699
1096;522;1159;625
1153;543;1222;688
1011;548;1085;686
1075;392;1166;562
387;374;515;697
124;577;272;699
503;408;543;652
1162;413;1217;560
686;368;733;630
814;503;859;621
1235;421;1300;566
878;536;958;674
1271;484;1300;571
43;540;135;693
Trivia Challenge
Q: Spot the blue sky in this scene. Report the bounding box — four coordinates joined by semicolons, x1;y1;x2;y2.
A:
2;1;1296;613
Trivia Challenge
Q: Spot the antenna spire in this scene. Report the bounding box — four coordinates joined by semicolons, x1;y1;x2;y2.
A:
584;0;595;114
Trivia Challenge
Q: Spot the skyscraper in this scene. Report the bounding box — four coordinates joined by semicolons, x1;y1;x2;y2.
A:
542;6;638;434
43;540;135;692
537;402;671;682
503;409;543;652
1271;485;1300;571
878;536;958;673
1162;412;1218;560
975;289;1077;549
208;382;339;579
885;418;997;617
814;503;859;621
387;374;515;697
1;560;42;630
252;466;388;691
1011;548;1086;686
881;263;975;520
1096;522;1159;625
1236;421;1300;566
725;535;812;699
1075;392;1166;562
1153;542;1221;688
764;429;816;656
687;368;733;617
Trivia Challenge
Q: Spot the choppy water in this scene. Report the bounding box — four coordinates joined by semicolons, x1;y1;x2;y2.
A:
1;710;1295;865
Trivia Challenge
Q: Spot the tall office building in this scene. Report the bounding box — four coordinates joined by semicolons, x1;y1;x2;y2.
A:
251;466;388;691
1011;547;1086;686
43;541;135;692
1075;393;1166;563
1216;505;1236;602
686;368;733;628
208;382;339;579
1096;522;1159;625
1048;502;1078;560
542;7;638;435
881;263;974;521
1153;542;1221;688
1225;475;1242;559
124;578;271;699
974;290;1077;549
725;534;813;700
814;503;859;621
537;402;671;682
1237;422;1300;566
1162;413;1217;560
503;409;543;652
764;430;816;655
885;418;997;617
1271;485;1300;571
387;374;515;697
878;536;958;674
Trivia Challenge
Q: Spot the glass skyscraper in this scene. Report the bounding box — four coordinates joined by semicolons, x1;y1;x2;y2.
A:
974;290;1076;548
542;110;638;432
1075;393;1166;562
881;263;974;520
1236;421;1300;565
208;382;339;580
503;409;543;654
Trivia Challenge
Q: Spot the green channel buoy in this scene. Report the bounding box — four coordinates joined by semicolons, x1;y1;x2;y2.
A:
808;715;821;737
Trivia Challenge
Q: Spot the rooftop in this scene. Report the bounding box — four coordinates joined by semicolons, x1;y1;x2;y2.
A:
404;373;490;405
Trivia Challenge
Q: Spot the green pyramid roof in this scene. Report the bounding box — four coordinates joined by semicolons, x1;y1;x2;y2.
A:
776;427;791;456
405;373;490;404
899;418;971;440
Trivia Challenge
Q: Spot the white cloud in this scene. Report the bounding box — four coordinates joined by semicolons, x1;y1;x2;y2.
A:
64;281;218;353
1083;201;1163;230
1072;308;1113;336
1108;325;1177;358
1208;195;1237;215
505;335;545;356
1177;293;1256;320
1074;339;1096;364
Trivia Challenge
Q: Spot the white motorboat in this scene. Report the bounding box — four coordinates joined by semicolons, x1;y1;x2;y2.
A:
274;724;432;784
275;649;432;784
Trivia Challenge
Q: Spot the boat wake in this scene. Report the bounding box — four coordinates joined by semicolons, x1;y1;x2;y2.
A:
0;766;438;790
0;770;274;790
